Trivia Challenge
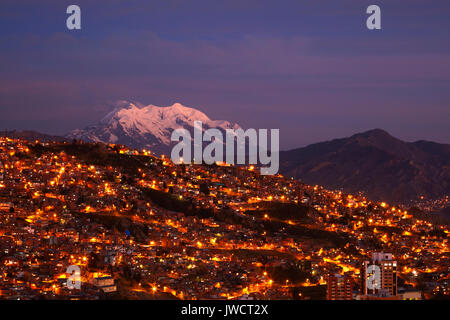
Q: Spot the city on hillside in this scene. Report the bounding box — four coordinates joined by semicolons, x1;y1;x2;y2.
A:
0;137;448;300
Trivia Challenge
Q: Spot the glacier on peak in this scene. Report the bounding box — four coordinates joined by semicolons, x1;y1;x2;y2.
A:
67;100;241;155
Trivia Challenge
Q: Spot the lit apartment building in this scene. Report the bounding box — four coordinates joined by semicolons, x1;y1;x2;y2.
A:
361;252;398;298
327;273;353;300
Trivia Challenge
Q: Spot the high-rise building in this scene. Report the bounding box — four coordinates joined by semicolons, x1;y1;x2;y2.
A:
361;252;398;298
327;273;353;300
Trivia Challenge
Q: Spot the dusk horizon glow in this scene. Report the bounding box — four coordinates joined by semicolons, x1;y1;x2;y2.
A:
0;0;449;149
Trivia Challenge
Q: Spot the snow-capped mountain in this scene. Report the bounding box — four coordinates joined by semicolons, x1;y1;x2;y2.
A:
67;100;241;155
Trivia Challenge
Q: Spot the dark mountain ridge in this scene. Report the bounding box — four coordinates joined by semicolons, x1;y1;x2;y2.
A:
3;127;448;205
0;130;67;143
280;129;450;204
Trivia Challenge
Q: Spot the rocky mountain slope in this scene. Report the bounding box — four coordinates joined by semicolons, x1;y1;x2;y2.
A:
279;129;450;204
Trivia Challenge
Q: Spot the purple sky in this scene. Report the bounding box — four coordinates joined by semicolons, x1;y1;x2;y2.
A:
0;0;449;149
